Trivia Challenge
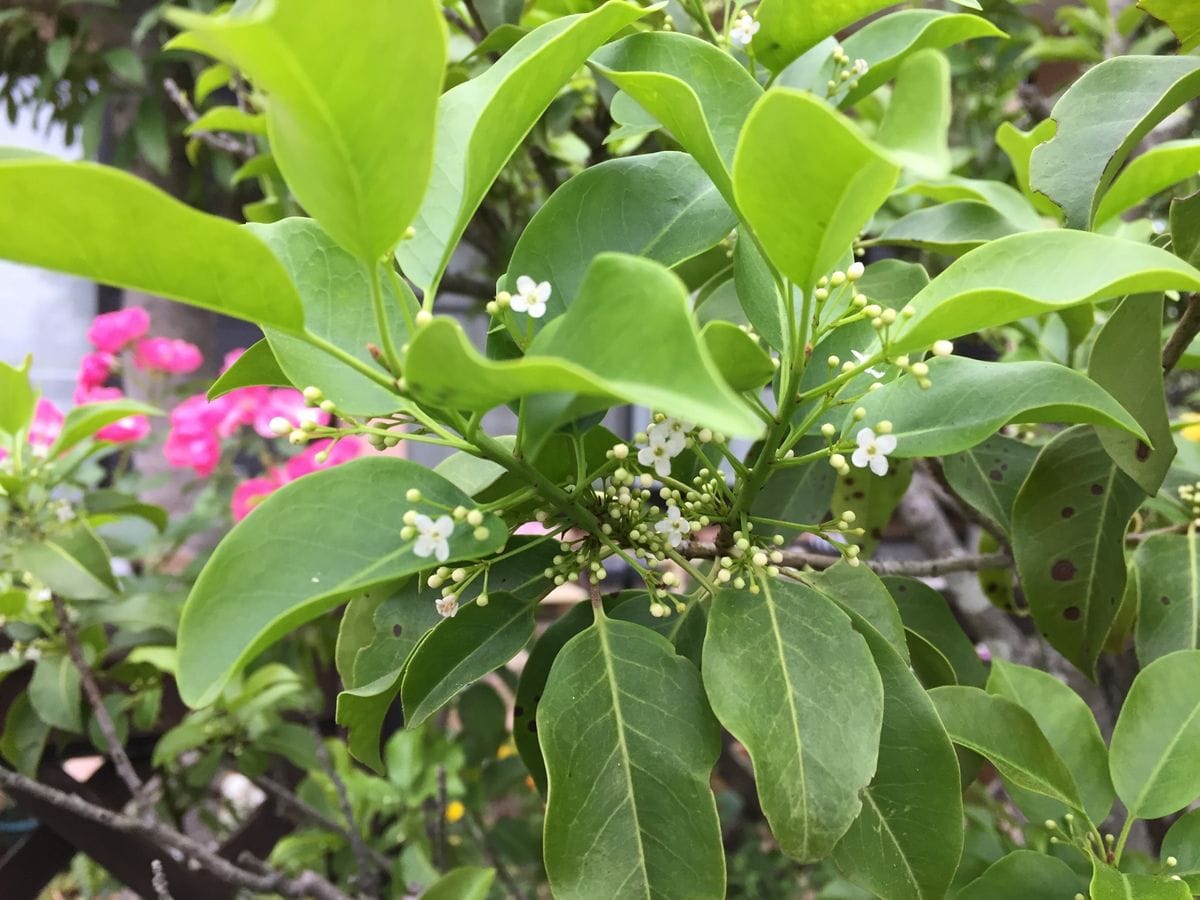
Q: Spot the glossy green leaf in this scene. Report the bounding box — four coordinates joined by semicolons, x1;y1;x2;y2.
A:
987;660;1114;825
504;152;736;320
185;106;266;136
1162;808;1200;892
897;178;1044;233
249;218;414;414
177;458;506;707
1012;427;1144;676
852;357;1146;458
591;32;762;208
405;254;762;437
703;579;884;861
609;591;708;671
0;160;304;333
996;119;1061;219
955;851;1086;900
1135;533;1200;665
700;321;774;391
875;49;951;180
942;435;1040;535
11;522;118;600
1110;649;1200;819
754;0;898;71
1090;864;1191;900
892;231;1200;355
877;201;1029;256
840;10;1006;107
832;460;913;558
884;577;986;690
1031;55;1200;228
1095;139;1200;224
750;455;836;540
735;89;899;292
1171;189;1200;269
733;234;789;355
1090;294;1175;494
540;615;725;898
51;399;162;456
169;0;446;260
807;562;909;663
83;490;168;533
0;695;50;776
29;651;83;733
0;358;34;438
207;339;291;400
929;686;1086;814
399;3;648;290
831;605;962;900
1140;0;1200;51
401;593;535;728
422;867;496;900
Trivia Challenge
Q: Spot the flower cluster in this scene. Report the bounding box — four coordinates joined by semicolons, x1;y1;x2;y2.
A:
408;496;493;617
79;307;204;404
823;417;897;478
633;415;714;479
730;11;760;49
488;275;552;320
827;44;869;98
230;437;369;521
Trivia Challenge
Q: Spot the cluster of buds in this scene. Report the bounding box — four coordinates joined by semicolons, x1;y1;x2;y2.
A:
712;527;785;592
542;541;609;588
827;45;869;97
813;261;866;305
268;385;335;449
1178;480;1200;523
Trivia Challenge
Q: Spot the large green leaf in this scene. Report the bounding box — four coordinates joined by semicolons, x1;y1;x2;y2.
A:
1030;55;1200;229
700;321;775;391
1162;808;1200;892
954;851;1086;900
177;458;506;707
1094;139;1200;225
404;254;762;438
591;32;762;209
1140;0;1200;51
168;0;445;261
1134;533;1200;665
401;592;535;728
11;522;118;600
851;357;1146;458
503;151;736;320
884;577;986;690
1109;649;1200;819
987;660;1114;825
398;3;647;291
751;455;836;540
829;599;962;900
0;160;303;333
874;49;951;180
703;579;884;861
29;651;83;733
540;615;725;898
896;177;1044;233
249;218;414;414
1089;295;1175;495
941;435;1040;535
892;231;1200;355
807;562;909;662
929;686;1086;815
0;695;50;776
735;89;899;293
1011;427;1144;676
1090;863;1191;900
754;0;896;71
0;358;34;439
877;201;1029;256
207;339;291;400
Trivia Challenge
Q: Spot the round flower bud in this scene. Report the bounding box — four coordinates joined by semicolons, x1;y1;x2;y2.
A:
821;423;837;438
698;427;714;443
427;574;444;589
319;400;336;413
314;450;330;464
612;443;629;460
841;361;856;374
853;407;866;421
495;291;512;308
415;310;433;327
829;453;847;470
847;262;865;281
473;526;491;541
400;526;415;540
752;551;769;568
815;287;829;301
863;304;882;318
403;510;418;525
268;416;292;436
406;488;422;502
933;339;954;357
288;430;307;445
830;271;847;287
827;355;840;368
404;225;416;240
894;355;910;368
485;301;499;316
467;509;484;526
876;421;893;435
476;594;489;607
880;309;897;325
911;361;930;378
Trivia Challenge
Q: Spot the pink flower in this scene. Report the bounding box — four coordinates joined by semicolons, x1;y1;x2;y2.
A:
27;398;64;449
253;389;329;439
133;338;204;375
76;352;115;397
284;437;369;480
221;348;246;372
214;387;268;439
97;414;150;444
231;475;285;522
87;307;150;353
163;394;226;476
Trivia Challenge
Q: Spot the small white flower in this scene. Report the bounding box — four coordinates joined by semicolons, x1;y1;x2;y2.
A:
412;513;454;563
55;503;75;524
654;506;691;548
509;275;552;319
435;595;459;618
638;442;674;479
730;12;760;48
648;416;692;456
852;58;869;76
851;349;884;379
851;427;897;477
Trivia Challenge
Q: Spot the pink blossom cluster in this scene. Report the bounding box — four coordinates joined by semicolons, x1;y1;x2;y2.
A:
231;437;368;521
77;307;205;405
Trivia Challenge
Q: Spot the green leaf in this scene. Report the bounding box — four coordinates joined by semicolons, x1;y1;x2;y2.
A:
0;695;50;776
590;32;762;210
336;670;403;775
996;119;1061;219
177;458;506;707
401;593;535;728
193;62;232;105
1090;295;1175;494
1030;55;1200;229
875;49;951;180
29;651;83;733
168;0;446;260
700;321;774;391
1138;0;1200;52
735;89;899;292
540;616;725;898
83;490;168;533
0;357;35;439
1011;427;1145;676
987;659;1115;825
504;152;736;322
135;98;170;175
1090;864;1191;900
609;591;708;671
852;357;1146;458
892;231;1200;355
51;399;162;456
1094;139;1200;225
1109;649;1200;819
754;0;898;71
897;177;1044;232
703;579;884;861
806;562;909;663
207;339;291;400
839;10;1006;107
422;867;496;900
103;47;145;84
734;234;790;356
1171;189;1200;268
942;435;1040;535
929;685;1086;814
750;454;836;540
955;851;1086;900
404;254;762;438
11;522;118;600
46;36;71;78
249;218;415;414
185;106;266;136
877;201;1030;256
0;160;304;333
884;577;987;690
1162;808;1200;892
1135;533;1200;665
830;603;963;900
399;2;648;290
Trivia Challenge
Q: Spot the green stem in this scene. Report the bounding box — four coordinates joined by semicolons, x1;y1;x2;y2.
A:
304;333;398;393
369;262;404;376
1112;816;1135;865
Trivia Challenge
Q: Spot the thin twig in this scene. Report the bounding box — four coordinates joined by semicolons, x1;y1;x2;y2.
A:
308;725;379;897
432;766;448;872
1163;293;1200;374
162;77;255;157
0;766;351;900
150;860;173;900
51;594;155;823
680;541;1011;576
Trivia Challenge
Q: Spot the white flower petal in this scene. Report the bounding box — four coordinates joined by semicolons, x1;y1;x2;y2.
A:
856;428;876;449
413;535;436;558
535;281;552;302
509;294;529;313
869;454;890;477
851;448;871;469
516;275;536;296
527;299;547;319
654;455;672;478
413;513;434;532
434;515;454;535
435;538;451;563
638;445;657;466
875;434;898;455
655;518;673;534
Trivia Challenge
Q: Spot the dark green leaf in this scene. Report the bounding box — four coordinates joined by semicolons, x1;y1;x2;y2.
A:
942;435;1040;535
884;577;986;689
11;522;118;600
806;562;909;663
29;651;83;733
1134;533;1200;665
422;867;495;900
0;695;50;776
955;851;1086;899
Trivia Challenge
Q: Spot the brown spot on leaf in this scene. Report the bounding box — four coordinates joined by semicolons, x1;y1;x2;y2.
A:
1091;484;1104;495
1161;595;1171;606
514;705;525;717
1061;507;1075;519
527;720;537;733
1064;606;1081;621
1136;441;1151;461
1051;559;1077;582
853;491;865;499
392;624;403;638
989;469;1003;482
